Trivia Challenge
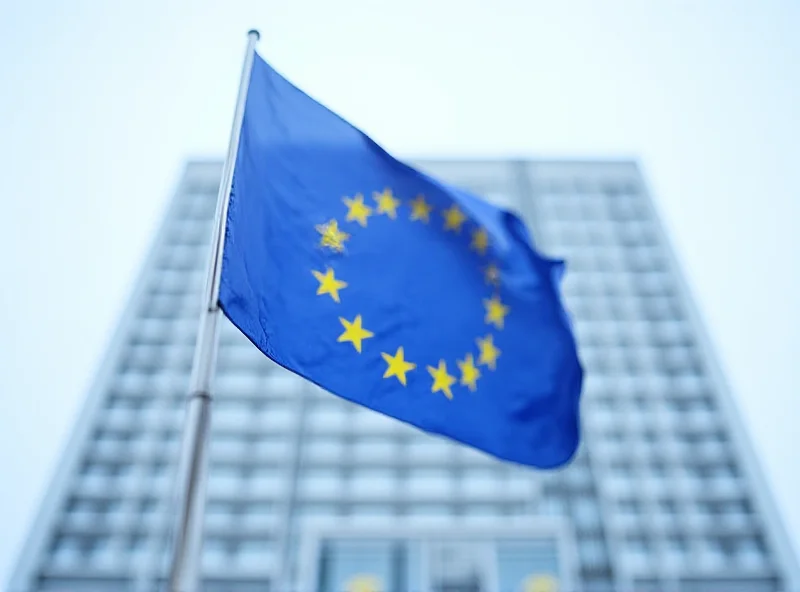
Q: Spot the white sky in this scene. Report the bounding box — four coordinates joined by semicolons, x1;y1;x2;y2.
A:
0;0;798;584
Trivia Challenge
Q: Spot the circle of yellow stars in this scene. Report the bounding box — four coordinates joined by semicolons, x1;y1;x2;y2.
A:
311;187;509;400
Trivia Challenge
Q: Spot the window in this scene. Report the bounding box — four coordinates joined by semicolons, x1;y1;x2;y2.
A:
573;498;601;529
350;503;396;519
297;502;338;518
202;537;232;570
130;318;170;345
624;536;652;569
641;429;658;445
65;498;122;525
620;220;655;248
250;466;286;496
215;373;260;396
307;405;349;430
579;536;608;568
350;468;396;496
299;468;342;498
652;320;691;346
610;461;633;477
719;499;751;528
50;536;82;568
220;320;253;345
641;295;675;321
595;247;627;272
737;535;767;568
263;373;302;395
216;343;267;371
540;496;566;517
601;428;624;443
663;536;688;568
50;535;112;568
673;373;708;397
461;469;501;497
157;244;204;271
147;461;170;490
144;294;186;319
178;194;216;220
609;196;644;221
236;540;275;570
580;579;616;592
662;344;698;374
615;498;641;529
483;191;516;209
566;463;593;489
105;395;143;415
407;469;452;497
138;497;160;522
316;540;398;592
709;466;741;496
247;502;278;528
127;534;148;565
207;466;242;496
352;407;397;432
505;472;533;496
214;404;252;429
80;461;134;491
352;436;396;460
303;436;345;461
587;400;614;429
212;434;248;457
121;343;169;372
699;537;730;568
428;540;493;591
168;220;211;247
405;503;453;518
250;434;292;458
407;438;452;461
160;429;180;444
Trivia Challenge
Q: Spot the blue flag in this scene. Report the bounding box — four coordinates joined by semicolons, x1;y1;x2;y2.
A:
219;52;583;468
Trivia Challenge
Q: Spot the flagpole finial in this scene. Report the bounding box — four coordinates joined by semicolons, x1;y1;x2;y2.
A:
248;29;261;40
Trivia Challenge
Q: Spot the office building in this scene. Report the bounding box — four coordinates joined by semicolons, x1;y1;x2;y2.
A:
8;159;799;592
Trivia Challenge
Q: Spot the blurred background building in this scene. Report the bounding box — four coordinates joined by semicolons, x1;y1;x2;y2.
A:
7;159;799;592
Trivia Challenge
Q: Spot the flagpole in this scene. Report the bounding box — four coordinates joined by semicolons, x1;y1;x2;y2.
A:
167;29;260;592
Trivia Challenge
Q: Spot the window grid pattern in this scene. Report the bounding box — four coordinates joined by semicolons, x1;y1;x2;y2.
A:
534;176;778;591
11;161;792;592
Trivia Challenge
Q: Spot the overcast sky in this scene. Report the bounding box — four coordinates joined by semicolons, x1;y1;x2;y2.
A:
0;0;798;584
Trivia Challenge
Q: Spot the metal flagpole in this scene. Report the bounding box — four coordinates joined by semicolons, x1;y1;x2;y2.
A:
167;29;260;592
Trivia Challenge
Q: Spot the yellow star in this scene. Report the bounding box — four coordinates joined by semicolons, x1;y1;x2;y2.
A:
427;360;456;400
337;315;374;353
484;263;500;286
442;204;466;232
381;346;417;386
457;353;481;392
343;194;372;227
409;194;433;223
470;227;489;255
483;294;510;329
476;334;501;370
311;268;347;303
315;219;350;252
373;188;401;219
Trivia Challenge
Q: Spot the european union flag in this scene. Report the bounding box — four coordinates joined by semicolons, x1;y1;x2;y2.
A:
219;52;583;468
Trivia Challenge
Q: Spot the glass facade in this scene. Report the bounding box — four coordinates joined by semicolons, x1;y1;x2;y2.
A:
8;159;798;592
